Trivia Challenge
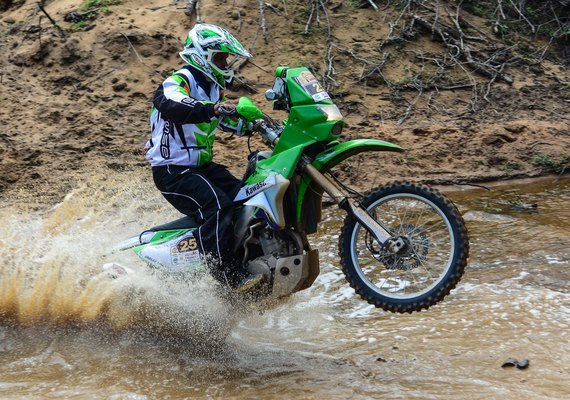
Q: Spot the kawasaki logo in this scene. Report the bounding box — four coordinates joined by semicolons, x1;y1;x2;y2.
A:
245;181;267;196
234;173;277;202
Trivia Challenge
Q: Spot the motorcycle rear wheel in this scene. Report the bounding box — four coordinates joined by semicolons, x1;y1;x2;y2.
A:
339;182;469;313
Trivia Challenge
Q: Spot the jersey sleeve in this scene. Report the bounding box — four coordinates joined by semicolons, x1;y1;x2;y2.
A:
152;71;216;124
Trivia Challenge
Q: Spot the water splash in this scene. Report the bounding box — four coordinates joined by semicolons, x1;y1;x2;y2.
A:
0;174;239;342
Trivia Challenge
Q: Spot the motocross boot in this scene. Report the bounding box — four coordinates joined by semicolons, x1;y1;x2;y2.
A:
234;270;266;293
214;256;266;293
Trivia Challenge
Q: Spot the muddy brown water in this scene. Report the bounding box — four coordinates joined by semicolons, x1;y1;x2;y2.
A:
1;176;569;399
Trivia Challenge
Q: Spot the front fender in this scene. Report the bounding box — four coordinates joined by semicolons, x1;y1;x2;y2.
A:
296;139;403;233
312;139;403;169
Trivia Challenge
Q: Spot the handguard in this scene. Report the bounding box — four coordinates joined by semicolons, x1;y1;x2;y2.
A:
216;105;238;117
218;117;253;136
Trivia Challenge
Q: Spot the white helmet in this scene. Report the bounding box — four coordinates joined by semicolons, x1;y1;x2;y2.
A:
179;24;252;88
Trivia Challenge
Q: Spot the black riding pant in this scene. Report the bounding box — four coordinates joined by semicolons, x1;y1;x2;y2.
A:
152;162;241;280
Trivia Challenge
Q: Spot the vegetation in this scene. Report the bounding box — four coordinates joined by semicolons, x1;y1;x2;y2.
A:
462;0;569;63
504;162;521;175
64;0;122;31
78;0;122;12
532;153;569;173
5;21;22;35
68;21;89;32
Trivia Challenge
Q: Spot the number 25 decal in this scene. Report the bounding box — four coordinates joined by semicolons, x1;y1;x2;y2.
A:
177;237;197;252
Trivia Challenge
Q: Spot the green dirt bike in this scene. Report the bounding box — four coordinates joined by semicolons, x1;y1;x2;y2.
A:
118;66;469;313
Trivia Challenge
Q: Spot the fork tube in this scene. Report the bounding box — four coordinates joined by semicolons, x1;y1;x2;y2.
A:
300;161;392;245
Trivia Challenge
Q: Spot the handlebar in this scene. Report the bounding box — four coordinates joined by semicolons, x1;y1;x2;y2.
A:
254;120;282;146
216;98;282;145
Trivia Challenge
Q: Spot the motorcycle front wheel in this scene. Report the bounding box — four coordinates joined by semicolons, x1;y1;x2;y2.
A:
339;182;469;313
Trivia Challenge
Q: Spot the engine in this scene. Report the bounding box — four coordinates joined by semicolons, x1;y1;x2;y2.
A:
243;224;318;298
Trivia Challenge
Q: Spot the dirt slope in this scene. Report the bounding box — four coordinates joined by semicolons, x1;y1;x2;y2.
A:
0;0;568;206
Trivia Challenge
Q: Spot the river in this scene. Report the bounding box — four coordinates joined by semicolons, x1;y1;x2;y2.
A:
1;174;569;399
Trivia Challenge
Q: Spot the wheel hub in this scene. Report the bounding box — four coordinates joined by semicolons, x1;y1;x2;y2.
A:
366;224;429;270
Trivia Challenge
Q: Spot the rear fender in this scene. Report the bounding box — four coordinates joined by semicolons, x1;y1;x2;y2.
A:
296;139;403;233
131;228;202;272
117;229;195;251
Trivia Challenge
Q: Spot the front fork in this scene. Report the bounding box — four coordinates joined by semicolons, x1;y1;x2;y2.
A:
300;160;404;254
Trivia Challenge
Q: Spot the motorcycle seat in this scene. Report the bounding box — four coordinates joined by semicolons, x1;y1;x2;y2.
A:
148;216;200;231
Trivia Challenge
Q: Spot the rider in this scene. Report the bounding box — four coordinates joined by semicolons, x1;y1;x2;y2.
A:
144;23;264;292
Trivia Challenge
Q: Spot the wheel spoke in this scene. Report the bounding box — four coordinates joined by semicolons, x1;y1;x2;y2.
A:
340;183;468;312
409;243;435;280
352;194;455;298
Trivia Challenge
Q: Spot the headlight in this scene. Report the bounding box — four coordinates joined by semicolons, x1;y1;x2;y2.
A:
266;77;286;101
317;105;343;121
331;122;343;135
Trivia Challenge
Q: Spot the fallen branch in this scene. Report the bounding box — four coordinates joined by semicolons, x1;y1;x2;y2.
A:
304;0;317;34
361;52;390;83
319;0;336;91
412;14;514;85
381;0;413;47
506;0;536;34
397;75;425;125
121;33;161;76
233;76;259;94
265;2;283;16
451;182;491;190
37;2;66;38
258;0;268;43
556;165;568;180
332;44;392;88
367;0;379;12
248;59;271;73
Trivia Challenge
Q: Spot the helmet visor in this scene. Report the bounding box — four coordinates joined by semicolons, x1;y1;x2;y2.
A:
208;49;247;77
212;52;230;69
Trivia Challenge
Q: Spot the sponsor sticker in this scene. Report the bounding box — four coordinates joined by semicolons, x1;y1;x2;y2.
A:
294;71;330;102
160;121;171;159
234;173;276;201
191;53;206;67
170;236;200;266
175;237;198;252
